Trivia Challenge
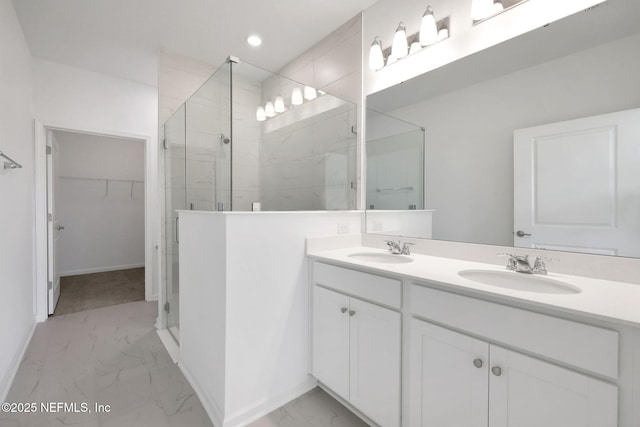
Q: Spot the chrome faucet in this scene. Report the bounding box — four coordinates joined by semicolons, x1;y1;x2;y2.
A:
499;253;551;275
385;240;414;255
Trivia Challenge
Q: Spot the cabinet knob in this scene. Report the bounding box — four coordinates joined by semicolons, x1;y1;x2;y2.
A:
349;310;356;317
341;307;348;313
491;366;502;376
473;359;483;369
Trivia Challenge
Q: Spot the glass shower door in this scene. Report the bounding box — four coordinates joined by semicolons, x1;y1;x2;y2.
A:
164;104;186;343
186;61;231;212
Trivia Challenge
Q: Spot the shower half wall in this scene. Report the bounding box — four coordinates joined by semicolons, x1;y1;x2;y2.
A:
162;57;358;341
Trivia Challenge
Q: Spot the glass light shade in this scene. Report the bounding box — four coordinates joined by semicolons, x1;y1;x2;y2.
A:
368;37;385;71
291;88;303;105
256;106;266;121
419;7;438;46
437;27;450;41
391;22;408;59
409;42;422;55
386;55;398;66
274;96;285;113
265;101;275;117
304;86;317;101
471;0;494;21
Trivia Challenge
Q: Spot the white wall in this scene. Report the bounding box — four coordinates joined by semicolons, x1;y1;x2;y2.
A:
179;211;364;427
387;33;640;246
0;0;35;401
32;58;159;299
56;131;145;276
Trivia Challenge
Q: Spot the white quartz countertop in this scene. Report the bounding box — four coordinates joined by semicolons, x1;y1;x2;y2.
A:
308;246;640;328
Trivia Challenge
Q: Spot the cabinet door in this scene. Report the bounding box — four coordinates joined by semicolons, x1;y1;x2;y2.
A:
489;345;618;427
410;319;489;427
312;286;351;400
349;297;401;427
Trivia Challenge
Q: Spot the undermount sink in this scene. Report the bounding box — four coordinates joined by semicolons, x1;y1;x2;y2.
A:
348;252;413;264
458;269;581;294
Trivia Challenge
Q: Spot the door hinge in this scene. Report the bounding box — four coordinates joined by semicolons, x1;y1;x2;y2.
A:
164;302;170;313
48;213;53;222
48;280;53;290
162;138;168;150
351;125;358;135
46;146;52;155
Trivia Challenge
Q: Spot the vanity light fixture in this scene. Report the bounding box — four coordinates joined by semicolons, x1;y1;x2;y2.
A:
265;101;275;117
304;86;317;101
368;6;450;71
419;6;438;46
391;22;409;58
291;87;304;105
369;37;385;71
274;96;286;113
256;106;266;122
472;0;528;24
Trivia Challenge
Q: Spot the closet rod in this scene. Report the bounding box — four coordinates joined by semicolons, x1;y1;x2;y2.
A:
1;151;23;169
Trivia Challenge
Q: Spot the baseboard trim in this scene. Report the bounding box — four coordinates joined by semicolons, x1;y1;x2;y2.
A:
179;361;224;427
0;321;36;402
318;382;377;426
156;329;179;364
60;263;145;277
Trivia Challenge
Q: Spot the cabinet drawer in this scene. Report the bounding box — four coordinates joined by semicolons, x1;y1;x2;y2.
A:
410;285;619;379
313;262;401;309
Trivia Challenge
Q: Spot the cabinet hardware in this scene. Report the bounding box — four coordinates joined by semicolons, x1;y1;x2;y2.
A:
473;358;483;368
491;366;502;376
341;307;348;313
349;310;356;316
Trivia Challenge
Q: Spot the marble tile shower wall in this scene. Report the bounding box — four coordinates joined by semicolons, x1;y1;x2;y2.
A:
260;105;357;211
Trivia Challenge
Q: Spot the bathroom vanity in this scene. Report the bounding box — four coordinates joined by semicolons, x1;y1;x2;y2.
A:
307;242;640;427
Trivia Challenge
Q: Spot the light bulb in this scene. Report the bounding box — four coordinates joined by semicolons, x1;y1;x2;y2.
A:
368;37;385;71
265;101;275;117
409;42;422;55
471;0;494;21
274;96;285;113
437;27;449;41
256;106;266;122
291;88;303;105
419;6;438;46
391;22;408;59
493;1;504;13
304;86;317;101
386;55;398;66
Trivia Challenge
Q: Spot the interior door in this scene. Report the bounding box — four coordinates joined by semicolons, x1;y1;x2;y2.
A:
47;131;61;314
410;319;488;427
513;108;640;256
489;346;617;427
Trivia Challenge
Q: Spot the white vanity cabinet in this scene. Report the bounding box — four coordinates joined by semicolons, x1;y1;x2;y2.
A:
410;286;619;427
410;319;618;427
311;262;401;427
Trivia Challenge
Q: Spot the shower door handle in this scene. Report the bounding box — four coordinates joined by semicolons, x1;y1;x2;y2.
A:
175;217;179;244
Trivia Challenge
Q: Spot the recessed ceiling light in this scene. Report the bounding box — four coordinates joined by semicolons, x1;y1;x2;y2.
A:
247;35;262;47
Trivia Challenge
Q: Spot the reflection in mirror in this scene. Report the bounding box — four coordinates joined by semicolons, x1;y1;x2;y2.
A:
366;110;433;238
365;1;640;257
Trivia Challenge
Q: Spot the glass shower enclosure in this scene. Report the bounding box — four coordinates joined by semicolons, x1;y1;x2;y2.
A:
162;58;358;343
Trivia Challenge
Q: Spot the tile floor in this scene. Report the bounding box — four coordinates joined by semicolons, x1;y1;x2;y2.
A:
1;301;368;427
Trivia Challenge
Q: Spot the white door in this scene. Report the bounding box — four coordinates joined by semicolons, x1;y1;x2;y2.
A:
514;108;640;256
349;297;401;427
47;132;61;314
312;286;350;400
410;319;489;427
489;346;617;427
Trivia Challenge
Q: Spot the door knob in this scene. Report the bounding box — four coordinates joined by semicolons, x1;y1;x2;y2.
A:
473;359;483;368
491;366;502;376
56;225;65;231
515;230;531;237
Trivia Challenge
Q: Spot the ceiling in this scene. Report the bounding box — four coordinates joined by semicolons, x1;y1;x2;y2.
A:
12;0;378;87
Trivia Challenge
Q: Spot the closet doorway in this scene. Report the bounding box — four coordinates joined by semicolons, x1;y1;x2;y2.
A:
47;130;146;315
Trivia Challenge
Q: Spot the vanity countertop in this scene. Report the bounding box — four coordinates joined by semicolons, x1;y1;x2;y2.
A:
308;246;640;328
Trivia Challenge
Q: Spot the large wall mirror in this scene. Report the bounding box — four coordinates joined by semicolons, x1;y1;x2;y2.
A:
365;0;640;257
